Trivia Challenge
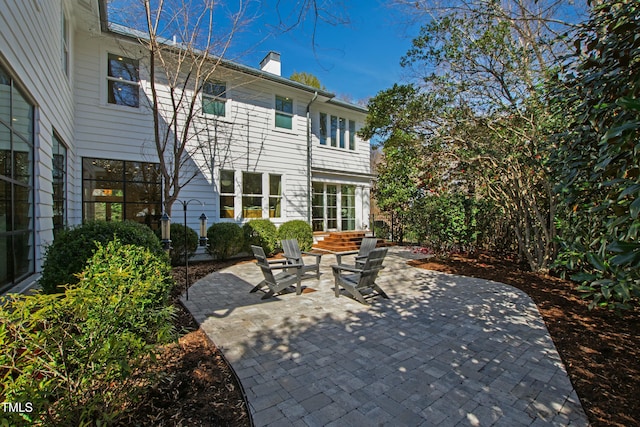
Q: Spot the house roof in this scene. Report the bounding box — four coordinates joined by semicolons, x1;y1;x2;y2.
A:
98;1;367;114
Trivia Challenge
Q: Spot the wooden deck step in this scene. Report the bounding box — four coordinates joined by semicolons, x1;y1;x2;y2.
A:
312;231;395;252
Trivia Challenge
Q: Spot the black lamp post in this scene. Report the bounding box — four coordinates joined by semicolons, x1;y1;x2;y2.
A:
161;200;208;300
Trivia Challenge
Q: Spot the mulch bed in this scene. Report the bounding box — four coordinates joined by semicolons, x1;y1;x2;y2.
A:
409;251;640;427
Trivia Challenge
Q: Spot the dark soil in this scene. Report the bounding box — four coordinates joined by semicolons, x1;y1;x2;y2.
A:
124;252;639;427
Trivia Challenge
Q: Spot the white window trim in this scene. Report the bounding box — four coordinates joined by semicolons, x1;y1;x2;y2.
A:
105;52;141;109
202;80;228;119
318;112;358;151
275;95;295;131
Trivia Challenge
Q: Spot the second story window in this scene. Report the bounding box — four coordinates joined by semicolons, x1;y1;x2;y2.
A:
349;120;356;150
203;81;226;116
275;95;293;129
107;54;139;108
319;112;328;145
61;12;69;77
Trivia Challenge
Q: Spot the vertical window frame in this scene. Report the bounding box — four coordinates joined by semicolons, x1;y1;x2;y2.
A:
319;112;328;145
242;172;263;218
106;53;140;108
61;11;70;78
269;174;282;218
52;132;67;235
202;80;227;117
275;95;293;129
219;169;235;219
0;63;35;291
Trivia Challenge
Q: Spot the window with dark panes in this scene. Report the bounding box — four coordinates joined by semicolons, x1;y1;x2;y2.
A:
219;170;235;218
52;133;67;235
275;96;293;129
242;172;263;218
203;81;226;116
0;64;35;292
330;115;337;147
107;54;140;107
269;174;282;218
349;120;356;150
82;158;161;228
319;113;328;145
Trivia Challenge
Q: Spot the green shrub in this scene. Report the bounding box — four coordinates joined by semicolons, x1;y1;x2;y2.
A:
207;222;244;259
243;219;278;256
39;220;166;294
0;239;175;426
278;220;313;251
155;223;198;266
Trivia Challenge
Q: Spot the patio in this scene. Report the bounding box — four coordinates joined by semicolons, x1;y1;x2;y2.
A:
181;247;588;426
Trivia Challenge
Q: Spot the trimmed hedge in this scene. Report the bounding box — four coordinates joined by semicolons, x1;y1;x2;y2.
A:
0;239;175;426
39;220;166;294
207;222;244;259
155;223;198;266
243;219;278;256
278;220;313;251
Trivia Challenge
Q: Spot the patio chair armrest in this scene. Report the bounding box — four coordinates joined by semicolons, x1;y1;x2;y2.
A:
302;251;323;259
270;263;303;270
283;255;301;262
267;259;288;265
331;264;363;274
338;250;359;256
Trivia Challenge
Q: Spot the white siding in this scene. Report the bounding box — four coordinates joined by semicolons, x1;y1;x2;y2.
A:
0;0;76;272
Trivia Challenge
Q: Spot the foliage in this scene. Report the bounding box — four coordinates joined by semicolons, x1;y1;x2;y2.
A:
0;239;175;426
290;71;326;90
40;220;166;294
549;0;640;309
207;222;245;259
243;219;279;256
278;220;314;251
362;0;577;270
155;223;199;266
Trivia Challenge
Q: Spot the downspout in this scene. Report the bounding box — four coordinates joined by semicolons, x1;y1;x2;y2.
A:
306;91;318;225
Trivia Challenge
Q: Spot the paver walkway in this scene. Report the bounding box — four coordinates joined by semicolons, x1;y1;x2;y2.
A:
181;247;588;426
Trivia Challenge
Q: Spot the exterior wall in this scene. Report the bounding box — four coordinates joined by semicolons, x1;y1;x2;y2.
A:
1;0;371;290
0;0;78;279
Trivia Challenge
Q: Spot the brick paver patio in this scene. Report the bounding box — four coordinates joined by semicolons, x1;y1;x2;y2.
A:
181;247;588;426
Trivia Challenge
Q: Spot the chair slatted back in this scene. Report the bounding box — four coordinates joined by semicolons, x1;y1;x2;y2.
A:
251;245;277;284
281;239;302;262
358;237;378;258
356;247;387;290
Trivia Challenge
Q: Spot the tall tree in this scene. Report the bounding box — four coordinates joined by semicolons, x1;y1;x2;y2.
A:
363;0;582;270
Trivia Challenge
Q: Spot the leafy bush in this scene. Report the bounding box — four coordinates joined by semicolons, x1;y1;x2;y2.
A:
155;223;198;266
207;222;244;259
277;220;313;251
40;220;166;294
373;220;391;240
243;219;278;256
0;239;175;426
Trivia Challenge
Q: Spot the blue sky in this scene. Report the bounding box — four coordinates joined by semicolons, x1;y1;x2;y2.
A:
226;1;421;102
108;1;420;103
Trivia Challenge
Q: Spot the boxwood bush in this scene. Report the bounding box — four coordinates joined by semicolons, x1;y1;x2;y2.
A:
39;220;166;294
207;222;244;259
155;223;198;266
278;220;313;251
0;239;175;426
243;219;278;256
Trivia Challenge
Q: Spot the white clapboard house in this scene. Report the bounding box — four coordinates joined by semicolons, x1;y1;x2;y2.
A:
0;0;372;292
